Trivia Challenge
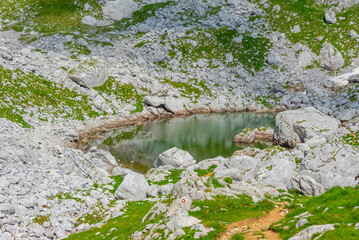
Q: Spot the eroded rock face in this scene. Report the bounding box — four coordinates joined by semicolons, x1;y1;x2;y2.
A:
288;224;336;240
102;0;138;21
298;142;359;189
68;57;108;88
154;147;196;169
291;174;325;197
273;107;340;147
319;42;344;71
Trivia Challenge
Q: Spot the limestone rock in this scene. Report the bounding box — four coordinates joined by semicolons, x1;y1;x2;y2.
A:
324;10;337;24
291;175;325;197
102;0;138;21
297;51;317;68
319;43;344;71
68;57;109;88
154;147;196;169
233;128;255;143
143;96;165;107
289;224;336;240
115;171;149;201
267;51;282;65
273;107;340;147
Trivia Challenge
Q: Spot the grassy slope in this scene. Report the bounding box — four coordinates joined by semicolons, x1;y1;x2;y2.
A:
270;186;359;240
253;0;359;68
0;66;101;127
65;201;154;240
180;195;274;239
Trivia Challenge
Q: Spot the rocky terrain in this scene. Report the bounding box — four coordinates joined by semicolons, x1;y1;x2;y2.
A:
1;0;359;239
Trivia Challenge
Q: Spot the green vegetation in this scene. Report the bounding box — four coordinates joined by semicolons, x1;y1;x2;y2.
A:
161;78;212;101
32;214;51;225
231;233;245;240
65;42;91;55
270;186;359;239
0;0;175;42
186;195;274;240
195;164;218;177
253;95;276;109
107;175;124;195
0;66;100;127
49;191;84;203
342;132;359;147
253;0;359;68
94;77;149;113
173;27;271;72
66;201;154;240
149;169;184;186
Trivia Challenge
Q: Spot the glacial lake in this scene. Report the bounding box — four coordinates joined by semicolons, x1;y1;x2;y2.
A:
81;113;276;173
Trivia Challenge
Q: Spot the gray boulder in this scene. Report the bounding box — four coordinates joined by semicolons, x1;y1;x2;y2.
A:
296;219;309;229
297;51;317;68
291;174;325;197
143;96;165;107
319;43;344;71
244;147;296;188
324;10;337;24
267;51;282;65
298;142;359;189
154;148;196;169
289;224;336;240
274;107;340;147
115;171;149;201
68;57;109;88
337;108;358;121
102;0;138;21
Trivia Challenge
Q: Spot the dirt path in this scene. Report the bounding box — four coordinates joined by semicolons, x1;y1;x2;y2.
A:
218;204;288;240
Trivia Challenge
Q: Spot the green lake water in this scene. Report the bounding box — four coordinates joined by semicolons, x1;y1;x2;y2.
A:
81;112;276;173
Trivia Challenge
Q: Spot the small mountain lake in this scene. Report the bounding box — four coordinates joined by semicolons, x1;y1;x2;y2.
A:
80;112;276;173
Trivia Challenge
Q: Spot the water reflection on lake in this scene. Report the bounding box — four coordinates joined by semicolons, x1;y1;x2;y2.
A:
81;112;276;173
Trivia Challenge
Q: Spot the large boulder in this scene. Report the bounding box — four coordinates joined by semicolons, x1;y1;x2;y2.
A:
289;224;336;240
102;0;138;21
318;43;344;71
298;141;359;189
68;57;109;88
273;107;340;148
115;171;149;201
154;147;196;169
291;174;325;197
243;147;296;189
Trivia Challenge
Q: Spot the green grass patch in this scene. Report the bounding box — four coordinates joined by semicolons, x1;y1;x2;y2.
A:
173;27;271;72
107;175;124;195
65;42;91;55
270;186;359;239
32;214;51;225
195;164;218;177
66;201;154;240
161;78;212;101
0;66;100;127
188;195;274;240
231;233;245;240
94;77;149;113
149;169;184;186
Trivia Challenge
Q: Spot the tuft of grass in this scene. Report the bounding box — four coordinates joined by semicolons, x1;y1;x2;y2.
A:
188;195;274;240
149;169;184;186
65;42;91;55
231;233;245;240
107;175;124;195
195;164;218;177
32;214;51;225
